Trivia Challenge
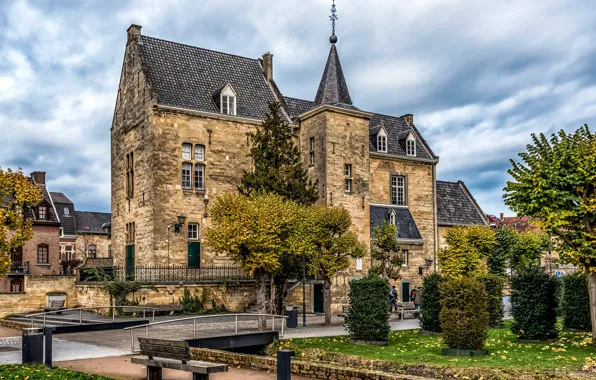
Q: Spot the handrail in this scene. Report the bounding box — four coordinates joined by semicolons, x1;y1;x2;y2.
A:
123;313;288;353
23;306;159;327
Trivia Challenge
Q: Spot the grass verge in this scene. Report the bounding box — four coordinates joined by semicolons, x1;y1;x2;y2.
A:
0;365;115;379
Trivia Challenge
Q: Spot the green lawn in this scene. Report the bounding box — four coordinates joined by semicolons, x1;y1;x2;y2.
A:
281;326;596;372
0;365;115;379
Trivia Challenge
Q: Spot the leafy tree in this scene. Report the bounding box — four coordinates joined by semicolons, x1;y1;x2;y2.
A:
419;273;445;333
238;101;318;205
511;230;551;274
0;168;42;277
205;193;303;329
369;221;403;280
477;273;505;326
488;226;517;276
301;205;366;325
346;275;391;342
437;225;497;279
503;125;596;343
560;272;591;331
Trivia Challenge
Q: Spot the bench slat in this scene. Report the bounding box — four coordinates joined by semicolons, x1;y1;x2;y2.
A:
140;345;190;361
138;337;189;348
131;356;228;374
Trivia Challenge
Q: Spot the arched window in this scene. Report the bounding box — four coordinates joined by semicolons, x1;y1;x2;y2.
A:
37;244;49;264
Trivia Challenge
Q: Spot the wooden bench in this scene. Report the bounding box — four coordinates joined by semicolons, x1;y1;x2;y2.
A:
337;304;349;318
397;302;418;321
131;337;227;380
44;300;65;314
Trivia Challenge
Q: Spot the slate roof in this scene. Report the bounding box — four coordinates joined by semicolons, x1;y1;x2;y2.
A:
50;192;76;236
139;35;283;121
75;211;111;235
314;44;353;105
436;181;487;226
370;205;423;241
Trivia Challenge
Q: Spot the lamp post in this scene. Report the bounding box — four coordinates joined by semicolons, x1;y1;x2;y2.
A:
302;253;306;327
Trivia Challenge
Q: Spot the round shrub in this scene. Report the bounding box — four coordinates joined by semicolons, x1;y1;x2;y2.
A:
346;275;390;342
477;273;505;327
510;268;559;340
419;273;444;333
439;277;489;350
561;272;591;331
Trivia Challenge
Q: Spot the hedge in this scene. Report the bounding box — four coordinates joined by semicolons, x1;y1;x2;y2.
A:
560;272;591;331
439;277;489;350
510;268;559;340
346;275;390;342
419;273;444;333
478;273;505;326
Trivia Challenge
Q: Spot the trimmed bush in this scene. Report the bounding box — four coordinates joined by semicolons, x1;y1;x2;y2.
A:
510;268;559;340
561;272;591;331
478;273;505;326
439;277;489;350
346;275;390;342
419;273;444;333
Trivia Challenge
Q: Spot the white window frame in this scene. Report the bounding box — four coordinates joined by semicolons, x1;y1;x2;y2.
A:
195;163;205;191
188;223;199;240
64;245;73;261
220;85;237;115
344;164;352;193
402;249;409;267
391;175;406;206
406;138;416;157
194;144;205;161
38;205;47;220
377;129;387;153
182;143;192;160
64;207;69;216
182;163;192;189
87;244;96;259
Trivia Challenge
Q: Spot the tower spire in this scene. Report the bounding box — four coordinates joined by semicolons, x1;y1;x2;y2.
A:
329;0;338;44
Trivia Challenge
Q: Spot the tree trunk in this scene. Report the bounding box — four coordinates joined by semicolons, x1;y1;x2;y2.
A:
274;278;288;316
586;267;596;345
256;273;268;331
323;278;332;326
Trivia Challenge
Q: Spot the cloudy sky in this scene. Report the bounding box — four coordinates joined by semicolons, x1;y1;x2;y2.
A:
1;0;595;216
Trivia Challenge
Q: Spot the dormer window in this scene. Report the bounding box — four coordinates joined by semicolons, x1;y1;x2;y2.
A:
219;84;237;116
377;128;387;153
389;209;396;225
37;205;47;220
406;137;416;157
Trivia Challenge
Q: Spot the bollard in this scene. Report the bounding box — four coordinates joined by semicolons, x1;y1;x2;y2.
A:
277;349;294;380
44;328;53;369
21;328;43;365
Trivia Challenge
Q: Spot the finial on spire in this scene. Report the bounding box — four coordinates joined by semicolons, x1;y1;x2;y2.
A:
329;0;338;44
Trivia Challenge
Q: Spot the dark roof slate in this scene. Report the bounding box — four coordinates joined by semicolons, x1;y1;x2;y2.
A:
75;211;111;235
370;205;423;240
436;181;487;226
314;44;352;105
51;193;77;236
369;114;433;159
50;192;73;204
284;97;316;118
139;35;282;121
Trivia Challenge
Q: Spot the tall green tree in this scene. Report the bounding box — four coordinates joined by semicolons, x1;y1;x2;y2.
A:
488;226;517;276
0;169;42;277
504;125;596;344
438;225;497;279
239;101;318;205
301;205;366;325
369;221;403;280
205;193;303;329
511;230;552;274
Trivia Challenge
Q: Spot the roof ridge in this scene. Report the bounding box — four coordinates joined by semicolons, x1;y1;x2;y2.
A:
76;210;111;214
457;180;488;225
436;180;460;184
141;35;259;63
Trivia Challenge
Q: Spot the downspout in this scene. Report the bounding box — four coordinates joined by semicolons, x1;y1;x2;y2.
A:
433;163;438;272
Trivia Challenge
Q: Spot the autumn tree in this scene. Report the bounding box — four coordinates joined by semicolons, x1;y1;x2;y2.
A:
504;125;596;344
438;225;497;279
204;193;303;329
301;205;366;325
511;230;551;274
370;221;403;280
0;169;42;277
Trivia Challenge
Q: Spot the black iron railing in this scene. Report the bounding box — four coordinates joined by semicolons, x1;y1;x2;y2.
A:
79;265;252;283
9;261;29;274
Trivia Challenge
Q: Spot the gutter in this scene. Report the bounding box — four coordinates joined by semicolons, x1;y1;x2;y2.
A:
370;152;439;164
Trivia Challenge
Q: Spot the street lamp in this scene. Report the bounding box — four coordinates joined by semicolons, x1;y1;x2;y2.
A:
174;215;187;234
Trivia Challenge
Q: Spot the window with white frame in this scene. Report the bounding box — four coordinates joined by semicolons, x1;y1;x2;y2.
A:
402;249;409;267
377;129;387;153
406;139;416;157
64;207;69;216
344;164;352;193
188;223;199;240
64;246;73;261
87;244;96;259
182;163;192;189
309;137;315;165
182;143;192;160
194;145;205;161
37;205;47;220
194;164;205;190
391;175;406;205
221;95;236;115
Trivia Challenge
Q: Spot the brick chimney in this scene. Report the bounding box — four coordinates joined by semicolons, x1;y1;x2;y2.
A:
127;24;142;44
262;52;273;82
403;114;414;126
31;171;46;185
500;213;504;222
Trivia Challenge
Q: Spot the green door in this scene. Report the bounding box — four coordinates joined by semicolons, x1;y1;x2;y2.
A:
188;242;201;268
402;281;410;302
313;284;324;313
125;244;135;280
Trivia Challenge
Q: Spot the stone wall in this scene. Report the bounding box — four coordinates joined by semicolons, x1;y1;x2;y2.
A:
0;276;77;317
76;283;256;312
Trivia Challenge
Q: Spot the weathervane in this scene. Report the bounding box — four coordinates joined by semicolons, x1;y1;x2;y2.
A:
329;0;338;43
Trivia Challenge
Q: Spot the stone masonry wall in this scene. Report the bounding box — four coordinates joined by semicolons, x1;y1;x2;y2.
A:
76;283;256;312
0;276;77;317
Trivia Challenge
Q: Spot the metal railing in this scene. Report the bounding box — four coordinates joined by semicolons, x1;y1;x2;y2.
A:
9;261;29;274
22;306;159;327
123;313;288;352
79;265;252;283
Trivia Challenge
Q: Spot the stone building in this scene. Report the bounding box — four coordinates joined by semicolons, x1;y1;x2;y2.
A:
110;24;487;309
1;171;112;293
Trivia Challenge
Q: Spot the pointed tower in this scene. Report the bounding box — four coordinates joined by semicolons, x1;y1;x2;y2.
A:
314;43;352;105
